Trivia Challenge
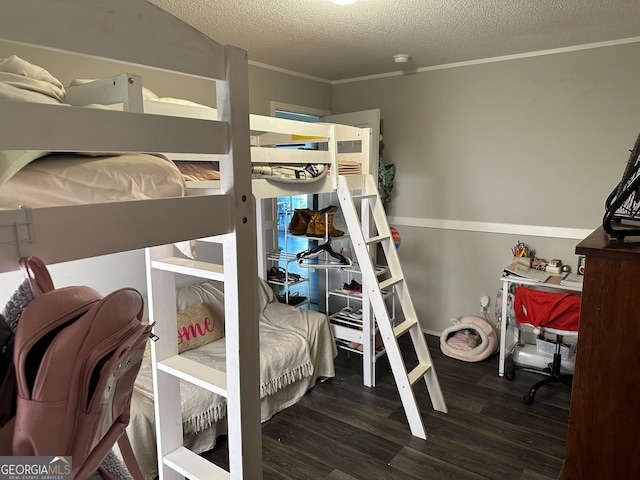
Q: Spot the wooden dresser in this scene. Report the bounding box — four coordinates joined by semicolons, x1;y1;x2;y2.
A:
559;226;640;479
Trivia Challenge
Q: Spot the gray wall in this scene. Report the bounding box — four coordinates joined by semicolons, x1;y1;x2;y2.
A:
331;42;640;333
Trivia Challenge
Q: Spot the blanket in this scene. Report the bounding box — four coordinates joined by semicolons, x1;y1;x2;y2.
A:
0;56;66;186
132;278;331;434
0;153;185;209
133;320;313;434
127;278;336;480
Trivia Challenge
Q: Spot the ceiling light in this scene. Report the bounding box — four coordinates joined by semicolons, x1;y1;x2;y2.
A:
329;0;358;5
393;54;410;64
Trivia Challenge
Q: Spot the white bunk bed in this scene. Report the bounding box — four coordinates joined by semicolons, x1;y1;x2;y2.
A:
40;74;370;480
0;1;262;479
60;72;371;198
0;4;373;479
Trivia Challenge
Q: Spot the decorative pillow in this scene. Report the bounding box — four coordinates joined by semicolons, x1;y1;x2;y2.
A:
176;302;224;353
145;302;224;364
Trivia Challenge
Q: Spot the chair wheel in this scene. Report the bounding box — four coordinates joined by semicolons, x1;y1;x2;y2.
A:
505;371;515;381
523;394;534;405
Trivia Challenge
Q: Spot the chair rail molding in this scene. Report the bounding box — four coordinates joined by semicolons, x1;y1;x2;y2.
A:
388;216;592;240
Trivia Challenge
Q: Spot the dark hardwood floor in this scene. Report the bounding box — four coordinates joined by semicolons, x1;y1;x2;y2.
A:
204;335;571;479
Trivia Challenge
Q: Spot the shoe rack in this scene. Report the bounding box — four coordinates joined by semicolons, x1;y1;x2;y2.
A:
325;242;396;387
271;204;350;309
326;262;395;358
265;207;311;308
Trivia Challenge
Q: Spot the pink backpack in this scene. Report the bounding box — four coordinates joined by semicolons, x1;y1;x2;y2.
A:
0;257;151;480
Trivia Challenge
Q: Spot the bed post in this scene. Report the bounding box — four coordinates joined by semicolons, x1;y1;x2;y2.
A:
217;45;263;479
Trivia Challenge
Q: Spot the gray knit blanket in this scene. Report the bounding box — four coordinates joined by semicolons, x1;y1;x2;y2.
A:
87;451;134;480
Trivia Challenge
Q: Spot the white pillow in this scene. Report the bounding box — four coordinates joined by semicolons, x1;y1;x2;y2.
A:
0;55;65;102
175;278;276;322
176;280;225;321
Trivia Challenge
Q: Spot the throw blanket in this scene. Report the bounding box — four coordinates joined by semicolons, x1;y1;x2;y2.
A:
133;278;322;435
134;320;313;434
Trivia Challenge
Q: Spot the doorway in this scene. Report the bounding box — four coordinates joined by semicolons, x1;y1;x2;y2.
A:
273;108;322;309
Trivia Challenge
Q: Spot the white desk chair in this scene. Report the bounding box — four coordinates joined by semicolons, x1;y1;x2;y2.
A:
507;323;578;404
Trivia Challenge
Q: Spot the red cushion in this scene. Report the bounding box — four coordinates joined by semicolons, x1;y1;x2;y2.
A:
513;286;580;331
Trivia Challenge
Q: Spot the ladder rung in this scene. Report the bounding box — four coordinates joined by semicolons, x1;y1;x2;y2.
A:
152;257;224;280
352;192;377;200
407;362;432;386
366;234;390;245
379;276;403;291
158;355;227;396
164;445;229;479
393;318;418;338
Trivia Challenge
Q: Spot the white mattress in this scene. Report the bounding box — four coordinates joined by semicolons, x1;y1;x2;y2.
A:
0;152;185;209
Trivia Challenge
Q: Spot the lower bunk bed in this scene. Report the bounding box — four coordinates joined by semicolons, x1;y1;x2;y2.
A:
129;277;337;480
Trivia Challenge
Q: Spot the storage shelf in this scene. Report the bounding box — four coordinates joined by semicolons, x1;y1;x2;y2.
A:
327;288;393;300
266;250;299;263
341;264;388;276
267;206;311;310
334;338;386;359
267;277;308;287
152;257;224;280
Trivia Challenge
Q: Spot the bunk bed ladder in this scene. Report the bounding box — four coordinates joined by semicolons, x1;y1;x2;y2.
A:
125;41;260;479
337;174;448;439
146;242;232;480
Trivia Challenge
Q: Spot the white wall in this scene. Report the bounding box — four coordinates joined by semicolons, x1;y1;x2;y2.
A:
331;42;640;333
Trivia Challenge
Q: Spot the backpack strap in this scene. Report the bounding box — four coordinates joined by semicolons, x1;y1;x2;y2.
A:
116;432;145;480
19;256;54;297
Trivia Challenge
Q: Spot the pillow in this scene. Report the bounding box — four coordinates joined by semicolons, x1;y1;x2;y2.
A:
145;302;224;364
176;302;224;353
176;281;225;316
0;55;66;102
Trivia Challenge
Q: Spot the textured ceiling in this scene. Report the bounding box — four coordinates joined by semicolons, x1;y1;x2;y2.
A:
148;0;640;82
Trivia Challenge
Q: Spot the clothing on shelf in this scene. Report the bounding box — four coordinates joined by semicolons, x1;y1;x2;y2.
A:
251;163;327;183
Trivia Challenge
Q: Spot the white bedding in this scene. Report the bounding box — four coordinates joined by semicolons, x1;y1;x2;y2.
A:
128;278;337;480
0;153;185;208
0;56;186;206
0;55;67;186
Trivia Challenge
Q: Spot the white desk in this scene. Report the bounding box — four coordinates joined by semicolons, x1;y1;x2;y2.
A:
498;270;582;376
